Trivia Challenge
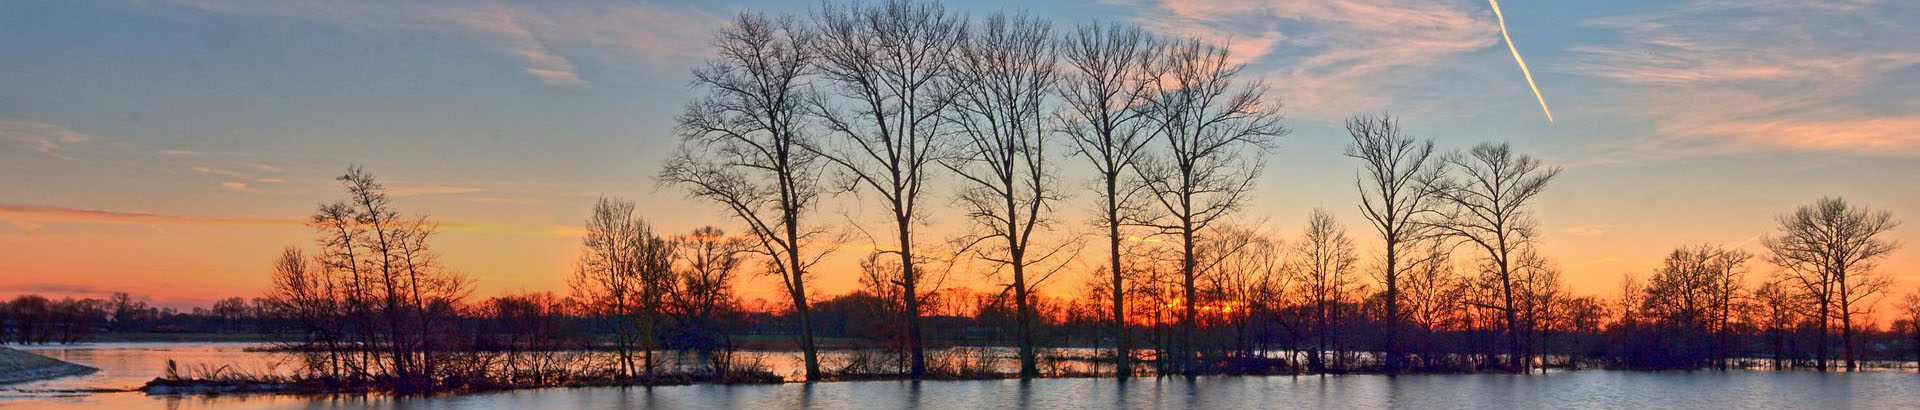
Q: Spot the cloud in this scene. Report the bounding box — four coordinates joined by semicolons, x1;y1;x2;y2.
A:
1113;0;1499;116
220;182;265;194
389;185;486;197
194;166;286;184
1564;0;1920;158
0;203;300;227
1564;224;1615;236
157;0;721;86
0;119;93;160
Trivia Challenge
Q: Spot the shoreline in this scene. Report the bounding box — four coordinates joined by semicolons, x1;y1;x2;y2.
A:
0;347;98;386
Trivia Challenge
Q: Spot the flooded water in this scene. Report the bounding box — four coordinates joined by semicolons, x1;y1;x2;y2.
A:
5;343;1918;409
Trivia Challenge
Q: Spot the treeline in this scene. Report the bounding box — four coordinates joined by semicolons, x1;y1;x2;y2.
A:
648;0;1913;380
0;293;258;344
209;0;1914;393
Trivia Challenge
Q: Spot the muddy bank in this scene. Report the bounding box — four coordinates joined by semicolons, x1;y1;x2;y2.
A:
0;346;97;385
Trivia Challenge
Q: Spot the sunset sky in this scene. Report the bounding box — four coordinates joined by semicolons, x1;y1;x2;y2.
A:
2;0;1916;312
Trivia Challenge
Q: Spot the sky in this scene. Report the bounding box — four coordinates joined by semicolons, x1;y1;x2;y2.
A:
2;0;1916;313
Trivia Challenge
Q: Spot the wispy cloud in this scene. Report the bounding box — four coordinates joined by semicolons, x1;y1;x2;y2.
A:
158;0;721;86
0;119;93;160
1564;224;1615;236
219;182;266;194
1113;0;1498;117
389;185;486;197
0;203;299;227
1564;0;1920;159
194;166;286;184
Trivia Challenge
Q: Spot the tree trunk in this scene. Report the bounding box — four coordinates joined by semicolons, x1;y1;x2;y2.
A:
1107;178;1129;379
1384;245;1400;374
1181;215;1197;376
1499;256;1522;373
896;214;927;378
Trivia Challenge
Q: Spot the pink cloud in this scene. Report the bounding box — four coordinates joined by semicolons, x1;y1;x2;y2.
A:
0;204;299;227
0;119;93;160
1115;0;1498;117
159;0;721;86
1566;0;1920;158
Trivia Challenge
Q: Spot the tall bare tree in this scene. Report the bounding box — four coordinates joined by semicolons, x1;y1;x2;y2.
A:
807;0;965;378
1133;38;1285;374
944;11;1059;379
1424;142;1560;372
570;197;660;378
1057;21;1159;378
663;11;829;381
1764;197;1900;371
1341;113;1438;373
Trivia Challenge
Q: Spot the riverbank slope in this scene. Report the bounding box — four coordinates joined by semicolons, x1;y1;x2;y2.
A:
0;346;97;385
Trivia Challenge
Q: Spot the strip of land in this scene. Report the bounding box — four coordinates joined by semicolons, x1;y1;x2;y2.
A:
0;347;97;385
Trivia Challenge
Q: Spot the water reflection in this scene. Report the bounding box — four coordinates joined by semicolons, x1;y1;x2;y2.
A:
8;344;1920;409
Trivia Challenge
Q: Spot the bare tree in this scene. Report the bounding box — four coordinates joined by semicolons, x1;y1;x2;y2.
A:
1900;291;1920;369
1424;142;1560;372
1510;248;1562;369
267;166;470;391
571;197;647;378
1637;245;1749;368
669;227;751;373
663;11;829;381
807;0;965;379
1057;21;1159;378
944;11;1060;379
1199;226;1285;361
1132;38;1285;374
1341;113;1438;373
1290;209;1357;372
1764;197;1901;371
1751;279;1802;369
1401;242;1463;370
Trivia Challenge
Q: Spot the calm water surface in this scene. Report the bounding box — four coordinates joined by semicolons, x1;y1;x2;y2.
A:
5;343;1916;409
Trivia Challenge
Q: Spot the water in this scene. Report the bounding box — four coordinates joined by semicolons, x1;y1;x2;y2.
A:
5;343;1917;409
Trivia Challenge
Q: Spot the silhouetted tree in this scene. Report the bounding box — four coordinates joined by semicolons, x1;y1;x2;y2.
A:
1291;210;1357;372
1057;21;1160;379
945;11;1061;379
265;166;471;390
570;197;673;379
664;11;829;381
1900;291;1920;369
1636;245;1749;368
807;0;965;378
1764;197;1901;371
1424;142;1559;372
1750;279;1802;369
1342;113;1439;373
1402;242;1463;369
1133;38;1284;374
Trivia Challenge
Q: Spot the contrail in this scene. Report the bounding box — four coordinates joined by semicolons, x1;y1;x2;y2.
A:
1489;0;1553;122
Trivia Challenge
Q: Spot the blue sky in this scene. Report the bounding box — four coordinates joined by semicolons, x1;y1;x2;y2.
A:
1;0;1915;306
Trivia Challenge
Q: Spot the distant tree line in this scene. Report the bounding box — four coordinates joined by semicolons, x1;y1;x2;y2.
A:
0;292;260;344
